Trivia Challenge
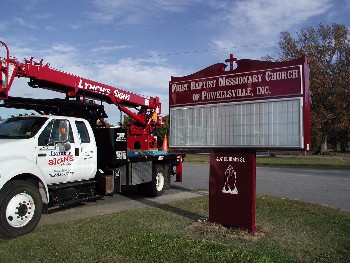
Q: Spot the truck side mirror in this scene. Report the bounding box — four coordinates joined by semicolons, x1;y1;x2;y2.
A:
59;120;71;151
59;120;69;141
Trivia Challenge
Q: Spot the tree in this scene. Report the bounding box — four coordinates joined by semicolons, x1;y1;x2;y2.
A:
121;115;134;129
153;115;170;148
266;23;350;153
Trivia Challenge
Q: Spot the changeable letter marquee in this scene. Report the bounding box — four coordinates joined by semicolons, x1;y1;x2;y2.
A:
169;56;310;150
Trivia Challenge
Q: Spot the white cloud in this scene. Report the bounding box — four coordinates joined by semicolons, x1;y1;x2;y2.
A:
12;17;37;29
51;44;76;53
212;0;334;59
89;0;193;24
90;54;187;117
44;26;56;31
22;0;43;11
227;0;331;33
91;45;132;53
0;21;7;32
34;13;51;19
95;58;182;89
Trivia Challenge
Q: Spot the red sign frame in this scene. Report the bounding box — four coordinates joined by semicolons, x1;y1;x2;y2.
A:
170;57;308;106
169;56;310;151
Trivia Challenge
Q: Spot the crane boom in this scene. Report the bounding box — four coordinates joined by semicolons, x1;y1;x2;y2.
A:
0;41;164;150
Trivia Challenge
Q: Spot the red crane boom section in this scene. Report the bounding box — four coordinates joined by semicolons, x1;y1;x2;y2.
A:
0;41;164;150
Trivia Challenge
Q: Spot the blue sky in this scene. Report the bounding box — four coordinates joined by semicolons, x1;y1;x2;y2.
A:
1;0;349;124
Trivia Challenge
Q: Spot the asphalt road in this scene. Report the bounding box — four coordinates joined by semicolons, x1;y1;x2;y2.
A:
176;163;350;211
39;163;350;226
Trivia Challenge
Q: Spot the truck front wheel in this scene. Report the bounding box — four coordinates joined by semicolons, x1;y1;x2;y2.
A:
0;180;43;238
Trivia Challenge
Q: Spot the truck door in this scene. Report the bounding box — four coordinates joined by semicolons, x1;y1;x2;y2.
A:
36;118;95;185
73;120;97;180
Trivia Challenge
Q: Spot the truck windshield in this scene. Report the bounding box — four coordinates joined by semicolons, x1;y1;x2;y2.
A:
0;116;48;139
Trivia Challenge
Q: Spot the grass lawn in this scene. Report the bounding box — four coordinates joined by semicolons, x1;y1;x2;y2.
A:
0;195;349;263
184;153;350;169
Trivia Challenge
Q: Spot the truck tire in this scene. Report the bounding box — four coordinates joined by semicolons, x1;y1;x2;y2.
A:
138;165;166;197
0;180;43;238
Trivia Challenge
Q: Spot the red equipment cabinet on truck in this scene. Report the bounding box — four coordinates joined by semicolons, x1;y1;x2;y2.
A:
0;41;183;238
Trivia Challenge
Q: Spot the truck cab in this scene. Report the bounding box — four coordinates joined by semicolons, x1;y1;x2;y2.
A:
0;115;100;238
0;115;97;188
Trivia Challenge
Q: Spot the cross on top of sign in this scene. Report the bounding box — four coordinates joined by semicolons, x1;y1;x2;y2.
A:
225;54;237;71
